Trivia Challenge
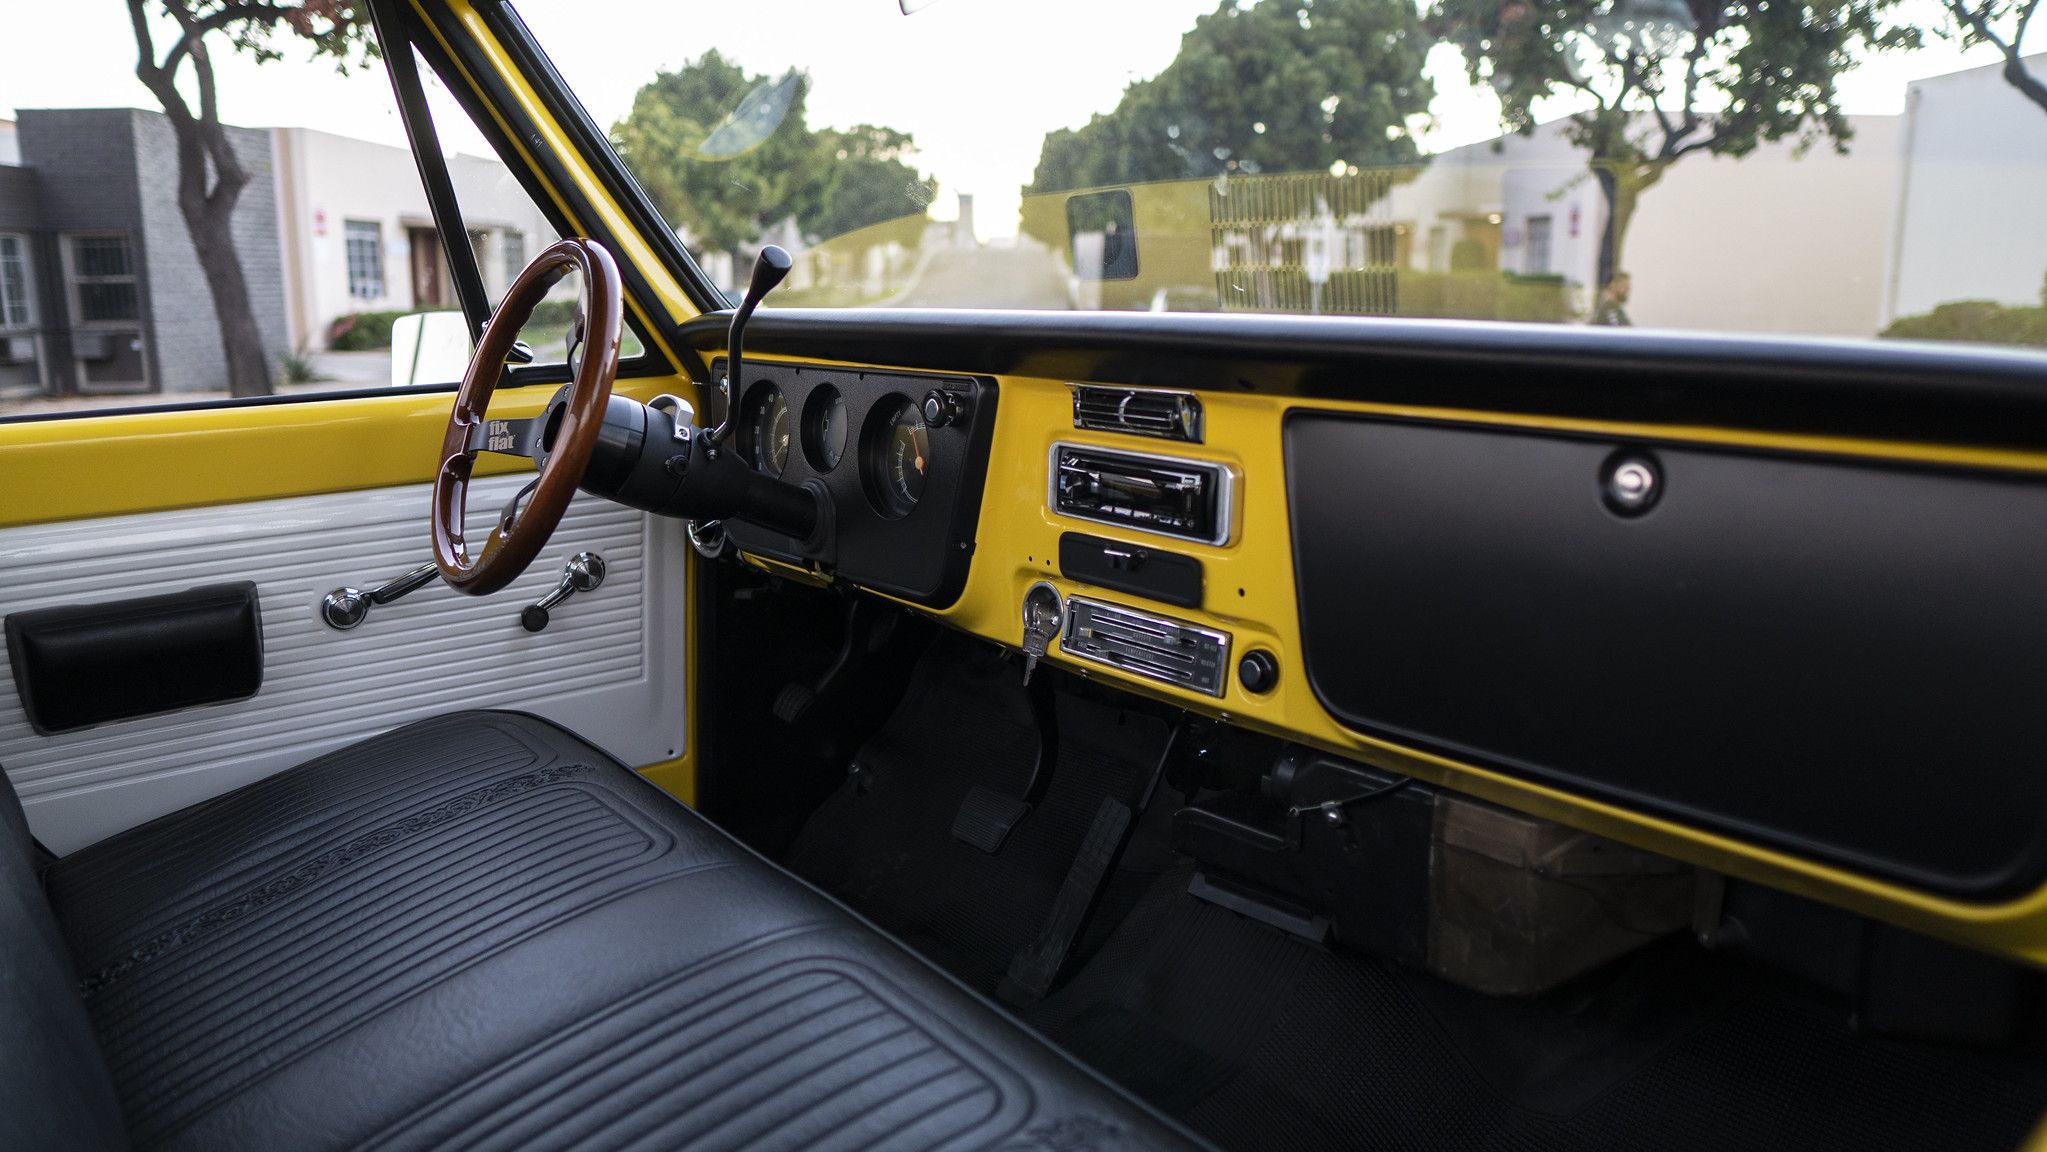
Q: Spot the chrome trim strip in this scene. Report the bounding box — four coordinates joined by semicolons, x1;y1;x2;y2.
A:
1060;595;1232;697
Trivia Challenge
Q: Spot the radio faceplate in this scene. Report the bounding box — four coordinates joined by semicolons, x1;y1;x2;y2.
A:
1049;442;1233;546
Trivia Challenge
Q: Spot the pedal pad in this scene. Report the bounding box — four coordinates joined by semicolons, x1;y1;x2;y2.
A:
952;785;1031;854
999;796;1133;1006
772;682;815;725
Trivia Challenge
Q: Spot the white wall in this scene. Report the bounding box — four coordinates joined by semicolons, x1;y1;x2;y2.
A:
1884;53;2047;325
1626;117;1899;337
1396;116;1900;337
272;127;555;350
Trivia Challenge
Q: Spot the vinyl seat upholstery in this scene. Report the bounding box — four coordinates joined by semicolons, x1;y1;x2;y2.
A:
2;711;1200;1151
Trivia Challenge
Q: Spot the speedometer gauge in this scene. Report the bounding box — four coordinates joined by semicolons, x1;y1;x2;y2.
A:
747;385;790;477
862;396;929;518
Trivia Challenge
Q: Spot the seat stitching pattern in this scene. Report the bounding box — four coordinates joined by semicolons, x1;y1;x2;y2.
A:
78;762;594;997
374;951;1036;1152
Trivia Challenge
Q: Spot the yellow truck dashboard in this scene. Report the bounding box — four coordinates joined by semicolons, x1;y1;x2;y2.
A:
679;306;2047;963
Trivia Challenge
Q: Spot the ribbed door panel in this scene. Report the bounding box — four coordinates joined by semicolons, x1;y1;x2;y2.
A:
0;476;687;852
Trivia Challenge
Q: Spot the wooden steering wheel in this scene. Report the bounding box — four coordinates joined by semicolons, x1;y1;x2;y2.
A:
432;237;623;597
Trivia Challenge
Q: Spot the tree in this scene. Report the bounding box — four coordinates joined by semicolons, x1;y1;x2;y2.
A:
798;126;938;240
126;1;376;397
1433;0;1918;291
612;55;936;265
1936;0;2046;113
612;52;823;258
1025;0;1435;194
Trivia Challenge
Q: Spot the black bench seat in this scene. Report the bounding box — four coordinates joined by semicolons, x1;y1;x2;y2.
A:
3;711;1201;1152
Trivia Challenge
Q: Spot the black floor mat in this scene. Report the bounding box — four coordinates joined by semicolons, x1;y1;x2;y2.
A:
784;638;2047;1151
1029;867;2047;1152
784;635;1172;991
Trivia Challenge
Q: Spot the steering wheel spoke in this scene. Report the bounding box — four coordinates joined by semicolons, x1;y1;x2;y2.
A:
430;238;624;597
461;415;545;459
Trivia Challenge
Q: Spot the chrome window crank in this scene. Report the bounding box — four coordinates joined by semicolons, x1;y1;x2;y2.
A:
321;562;440;631
520;552;606;633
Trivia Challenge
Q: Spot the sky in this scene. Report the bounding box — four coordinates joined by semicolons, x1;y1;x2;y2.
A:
0;0;2033;241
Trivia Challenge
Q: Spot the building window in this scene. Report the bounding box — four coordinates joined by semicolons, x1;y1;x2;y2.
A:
65;234;139;323
0;234;34;328
345;220;384;299
502;229;525;288
1526;215;1553;276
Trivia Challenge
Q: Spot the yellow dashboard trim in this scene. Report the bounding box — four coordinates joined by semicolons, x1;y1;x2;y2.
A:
723;351;2047;965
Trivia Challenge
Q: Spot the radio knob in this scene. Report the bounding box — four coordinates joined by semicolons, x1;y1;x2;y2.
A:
922;389;963;428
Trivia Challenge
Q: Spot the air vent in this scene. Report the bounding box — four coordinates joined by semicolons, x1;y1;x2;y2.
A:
1061;596;1230;697
1072;386;1203;443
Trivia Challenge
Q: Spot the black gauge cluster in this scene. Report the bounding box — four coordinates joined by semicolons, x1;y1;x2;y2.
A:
713;359;995;606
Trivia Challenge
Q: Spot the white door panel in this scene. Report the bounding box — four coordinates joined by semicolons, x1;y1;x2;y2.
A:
0;475;686;853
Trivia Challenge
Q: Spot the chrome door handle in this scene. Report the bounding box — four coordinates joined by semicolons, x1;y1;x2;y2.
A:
520;552;606;633
321;562;440;630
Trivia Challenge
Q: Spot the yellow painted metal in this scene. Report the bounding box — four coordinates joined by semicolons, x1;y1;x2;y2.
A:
0;379;680;530
721;354;2047;965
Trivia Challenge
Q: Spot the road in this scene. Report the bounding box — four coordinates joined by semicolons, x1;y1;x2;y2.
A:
889;240;1071;310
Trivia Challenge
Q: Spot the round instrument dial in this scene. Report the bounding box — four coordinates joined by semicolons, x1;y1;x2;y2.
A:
863;397;929;519
747;385;791;477
803;384;849;472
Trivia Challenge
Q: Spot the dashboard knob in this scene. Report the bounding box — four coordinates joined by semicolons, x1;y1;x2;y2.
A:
922;389;963;428
1238;649;1279;694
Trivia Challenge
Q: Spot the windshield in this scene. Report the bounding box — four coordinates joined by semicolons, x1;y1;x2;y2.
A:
518;0;2047;353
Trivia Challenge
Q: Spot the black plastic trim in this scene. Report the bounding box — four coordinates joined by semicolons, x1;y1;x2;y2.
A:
6;583;263;735
1285;409;2047;900
372;0;492;340
677;308;2047;453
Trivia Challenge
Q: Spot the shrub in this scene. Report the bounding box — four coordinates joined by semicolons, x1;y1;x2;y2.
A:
325;309;411;351
1394;270;1572;324
1448;237;1492;272
1880;300;2047;348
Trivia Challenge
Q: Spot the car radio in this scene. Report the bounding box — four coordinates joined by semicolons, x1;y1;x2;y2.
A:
1050;442;1233;545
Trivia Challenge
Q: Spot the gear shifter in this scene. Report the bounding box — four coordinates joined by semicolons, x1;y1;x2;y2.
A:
706;245;794;449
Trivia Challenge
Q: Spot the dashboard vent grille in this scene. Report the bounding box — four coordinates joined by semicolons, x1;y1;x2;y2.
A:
1061;597;1230;697
1072;386;1202;443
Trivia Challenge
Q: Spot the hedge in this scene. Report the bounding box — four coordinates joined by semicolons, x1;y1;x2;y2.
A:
326;298;582;352
325;309;411;351
1880;300;2047;348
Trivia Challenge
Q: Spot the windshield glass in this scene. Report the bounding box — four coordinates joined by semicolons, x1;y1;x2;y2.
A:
518;0;2047;353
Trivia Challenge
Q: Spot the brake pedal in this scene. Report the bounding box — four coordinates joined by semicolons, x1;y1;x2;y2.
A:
952;785;1031;854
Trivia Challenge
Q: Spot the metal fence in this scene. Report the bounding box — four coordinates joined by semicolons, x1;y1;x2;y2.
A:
1208;170;1402;315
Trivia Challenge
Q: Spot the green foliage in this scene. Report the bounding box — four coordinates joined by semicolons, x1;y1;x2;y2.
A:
1880;300;2047;347
798;125;938;242
610;52;935;259
277;344;328;385
1432;0;1920;284
325;310;409;351
220;0;379;71
1395;270;1574;322
1026;0;1435;194
1449;236;1492;271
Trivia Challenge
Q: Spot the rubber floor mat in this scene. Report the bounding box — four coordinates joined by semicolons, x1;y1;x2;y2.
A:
1029;868;2047;1152
783;635;1172;992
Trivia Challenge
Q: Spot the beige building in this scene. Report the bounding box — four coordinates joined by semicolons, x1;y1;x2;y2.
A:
271;127;554;351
